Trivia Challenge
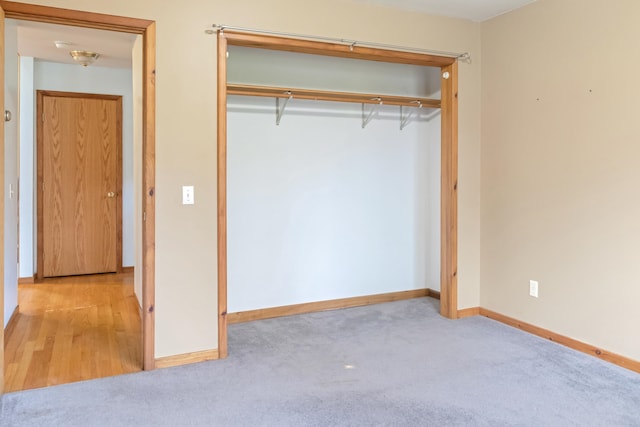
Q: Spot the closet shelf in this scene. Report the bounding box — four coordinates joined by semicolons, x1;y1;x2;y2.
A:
227;84;441;109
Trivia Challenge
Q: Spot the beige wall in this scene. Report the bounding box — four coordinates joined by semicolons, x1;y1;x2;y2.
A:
16;0;482;357
481;0;640;360
132;36;143;307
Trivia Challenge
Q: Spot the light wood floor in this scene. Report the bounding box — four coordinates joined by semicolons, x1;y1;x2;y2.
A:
4;272;142;392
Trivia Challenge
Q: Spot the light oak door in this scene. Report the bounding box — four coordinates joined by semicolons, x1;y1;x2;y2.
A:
37;91;122;278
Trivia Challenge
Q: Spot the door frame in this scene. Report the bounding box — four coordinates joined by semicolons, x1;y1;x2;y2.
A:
0;0;157;393
36;90;124;279
216;31;459;358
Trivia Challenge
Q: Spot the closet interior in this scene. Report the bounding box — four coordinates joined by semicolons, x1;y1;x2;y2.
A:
215;31;459;355
226;45;441;312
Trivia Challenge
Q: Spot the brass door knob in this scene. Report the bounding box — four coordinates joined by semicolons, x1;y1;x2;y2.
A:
107;192;116;198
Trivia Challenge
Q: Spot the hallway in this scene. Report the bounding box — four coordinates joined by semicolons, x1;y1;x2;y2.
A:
4;272;141;392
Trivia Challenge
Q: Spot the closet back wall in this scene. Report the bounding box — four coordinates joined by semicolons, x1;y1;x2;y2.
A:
227;48;441;312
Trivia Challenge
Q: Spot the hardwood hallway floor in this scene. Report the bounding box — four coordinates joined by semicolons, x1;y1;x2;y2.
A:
4;272;142;392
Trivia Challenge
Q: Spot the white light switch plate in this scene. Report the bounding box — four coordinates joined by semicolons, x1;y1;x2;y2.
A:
182;186;194;205
529;280;539;298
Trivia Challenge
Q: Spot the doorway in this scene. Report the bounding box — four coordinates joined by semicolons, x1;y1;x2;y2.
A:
0;2;156;394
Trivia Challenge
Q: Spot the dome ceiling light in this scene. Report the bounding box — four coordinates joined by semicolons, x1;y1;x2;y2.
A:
70;50;100;67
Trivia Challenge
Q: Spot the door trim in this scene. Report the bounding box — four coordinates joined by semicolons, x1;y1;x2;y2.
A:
0;3;6;394
36;90;123;279
0;0;157;388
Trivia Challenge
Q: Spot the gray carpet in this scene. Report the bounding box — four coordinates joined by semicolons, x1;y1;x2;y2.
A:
2;297;639;426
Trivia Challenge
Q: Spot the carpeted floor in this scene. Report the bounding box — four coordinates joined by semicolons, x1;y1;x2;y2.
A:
2;297;639;426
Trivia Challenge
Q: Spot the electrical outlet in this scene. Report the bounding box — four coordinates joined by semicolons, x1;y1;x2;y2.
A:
529;280;539;298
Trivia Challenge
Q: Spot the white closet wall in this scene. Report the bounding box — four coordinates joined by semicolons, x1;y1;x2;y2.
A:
227;46;441;95
227;47;441;312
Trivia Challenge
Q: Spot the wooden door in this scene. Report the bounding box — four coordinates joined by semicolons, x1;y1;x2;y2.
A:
37;91;122;278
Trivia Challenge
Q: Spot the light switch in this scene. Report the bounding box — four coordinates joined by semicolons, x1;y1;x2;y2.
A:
182;186;194;205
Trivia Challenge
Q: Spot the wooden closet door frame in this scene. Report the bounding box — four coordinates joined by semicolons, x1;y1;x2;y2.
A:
216;31;459;358
0;1;157;393
36;90;123;279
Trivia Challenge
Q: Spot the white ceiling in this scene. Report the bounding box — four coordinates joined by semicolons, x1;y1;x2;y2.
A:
11;0;534;69
13;19;137;69
349;0;537;22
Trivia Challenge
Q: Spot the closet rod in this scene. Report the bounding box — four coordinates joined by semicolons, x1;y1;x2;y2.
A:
227;84;442;109
209;24;471;63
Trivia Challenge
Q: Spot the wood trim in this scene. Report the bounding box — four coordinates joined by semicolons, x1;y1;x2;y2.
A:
34;91;122;100
142;21;156;371
35;90;42;280
115;96;123;273
223;31;455;67
36;90;123;278
439;62;458;320
228;289;429;324
227;83;441;109
0;1;153;33
3;304;17;393
457;307;480;318
4;306;18;336
0;4;5;395
18;275;35;284
427;289;441;300
155;349;219;369
121;266;134;274
217;32;228;359
479;308;640;373
2;2;156;376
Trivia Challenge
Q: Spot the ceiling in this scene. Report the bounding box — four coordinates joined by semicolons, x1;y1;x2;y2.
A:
349;0;537;22
11;0;535;69
13;19;137;69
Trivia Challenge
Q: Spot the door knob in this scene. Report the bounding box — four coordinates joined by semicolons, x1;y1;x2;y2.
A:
107;192;116;198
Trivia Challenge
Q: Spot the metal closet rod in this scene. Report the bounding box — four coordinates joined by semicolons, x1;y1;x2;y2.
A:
209;24;472;63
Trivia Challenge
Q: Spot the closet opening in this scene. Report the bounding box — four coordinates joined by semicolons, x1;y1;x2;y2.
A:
216;31;458;358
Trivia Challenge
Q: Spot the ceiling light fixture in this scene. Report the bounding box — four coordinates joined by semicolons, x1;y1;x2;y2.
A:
70;50;100;67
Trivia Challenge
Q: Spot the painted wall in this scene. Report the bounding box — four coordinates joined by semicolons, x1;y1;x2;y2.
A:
16;0;482;358
19;60;135;279
4;20;19;326
228;99;440;312
132;36;143;305
481;0;640;360
18;57;33;281
228;46;442;95
227;47;441;311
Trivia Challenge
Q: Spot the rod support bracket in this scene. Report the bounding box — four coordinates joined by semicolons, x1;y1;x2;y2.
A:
400;101;422;130
276;92;293;125
362;98;382;129
458;52;472;64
